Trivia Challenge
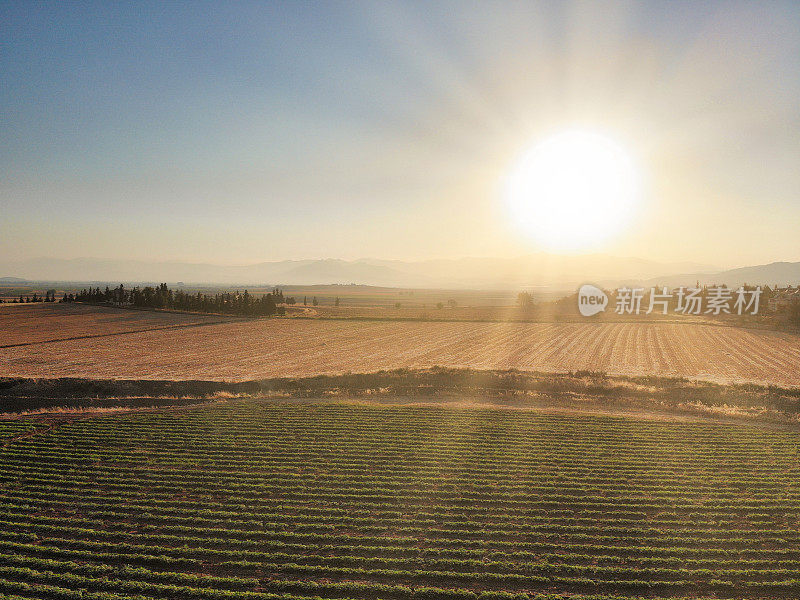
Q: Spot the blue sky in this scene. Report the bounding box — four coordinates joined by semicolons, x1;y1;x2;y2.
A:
2;1;799;267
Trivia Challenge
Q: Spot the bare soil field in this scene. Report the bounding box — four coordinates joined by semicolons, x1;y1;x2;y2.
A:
0;302;236;347
1;303;799;385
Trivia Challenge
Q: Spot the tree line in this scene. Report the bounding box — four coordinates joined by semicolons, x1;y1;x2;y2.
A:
61;283;293;317
0;290;57;304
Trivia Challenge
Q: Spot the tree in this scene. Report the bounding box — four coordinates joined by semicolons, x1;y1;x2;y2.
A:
517;291;534;309
264;293;277;316
312;296;318;306
436;302;443;310
789;299;800;327
61;282;293;317
335;297;340;307
303;296;307;306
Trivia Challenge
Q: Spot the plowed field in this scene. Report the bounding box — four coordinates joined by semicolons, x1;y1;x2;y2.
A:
1;304;799;385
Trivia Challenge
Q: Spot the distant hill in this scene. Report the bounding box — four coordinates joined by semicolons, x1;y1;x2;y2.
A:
5;256;799;291
275;259;429;287
633;261;800;289
713;262;800;288
0;255;722;290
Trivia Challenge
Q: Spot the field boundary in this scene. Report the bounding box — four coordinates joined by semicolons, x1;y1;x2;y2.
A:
1;368;799;425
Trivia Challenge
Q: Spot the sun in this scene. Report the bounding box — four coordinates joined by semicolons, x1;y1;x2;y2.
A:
503;129;640;251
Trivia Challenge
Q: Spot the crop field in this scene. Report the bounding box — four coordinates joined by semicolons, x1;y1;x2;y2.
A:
1;304;800;385
0;400;798;600
0;303;235;348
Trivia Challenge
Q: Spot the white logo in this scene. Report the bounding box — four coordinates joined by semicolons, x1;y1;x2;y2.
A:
578;284;608;317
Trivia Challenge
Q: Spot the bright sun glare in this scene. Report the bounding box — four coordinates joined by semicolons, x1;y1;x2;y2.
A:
504;129;640;252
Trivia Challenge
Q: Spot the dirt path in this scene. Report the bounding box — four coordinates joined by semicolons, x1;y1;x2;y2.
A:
1;421;63;446
314;395;800;431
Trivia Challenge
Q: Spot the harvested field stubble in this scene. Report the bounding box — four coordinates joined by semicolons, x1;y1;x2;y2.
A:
0;302;235;347
1;304;800;385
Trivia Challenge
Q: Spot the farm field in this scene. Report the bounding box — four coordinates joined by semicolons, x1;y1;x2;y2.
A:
0;303;236;348
1;304;800;385
0;400;799;599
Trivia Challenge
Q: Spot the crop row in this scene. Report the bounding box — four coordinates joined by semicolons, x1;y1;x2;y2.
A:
0;401;799;599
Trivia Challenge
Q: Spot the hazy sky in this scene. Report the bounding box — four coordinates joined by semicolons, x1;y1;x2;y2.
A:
2;1;799;268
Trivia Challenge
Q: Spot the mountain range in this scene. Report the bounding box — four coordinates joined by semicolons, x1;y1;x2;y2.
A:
1;256;799;291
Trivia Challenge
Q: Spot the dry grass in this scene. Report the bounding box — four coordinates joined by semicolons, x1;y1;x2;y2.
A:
3;368;799;429
0;400;223;423
0;405;151;419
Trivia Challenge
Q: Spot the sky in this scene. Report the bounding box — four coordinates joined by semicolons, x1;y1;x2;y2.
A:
2;0;799;269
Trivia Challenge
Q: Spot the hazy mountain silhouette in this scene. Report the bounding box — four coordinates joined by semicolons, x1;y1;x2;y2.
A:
633;261;800;289
0;254;747;290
